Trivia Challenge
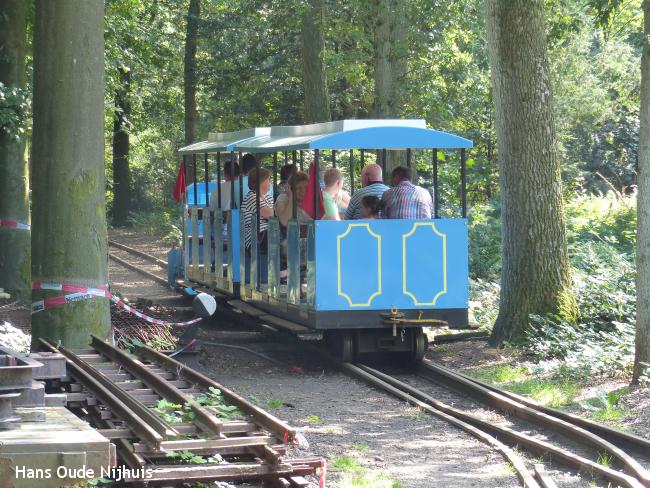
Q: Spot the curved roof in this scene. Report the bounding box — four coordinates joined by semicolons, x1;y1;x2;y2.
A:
178;127;270;155
178;120;473;155
235;119;473;152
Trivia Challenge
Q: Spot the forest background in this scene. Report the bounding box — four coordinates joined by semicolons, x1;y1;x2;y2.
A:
1;0;644;382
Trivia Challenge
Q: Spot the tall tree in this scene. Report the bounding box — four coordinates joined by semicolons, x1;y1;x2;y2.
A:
485;0;575;345
301;0;331;123
184;0;200;145
31;0;110;349
634;0;650;383
371;0;408;173
112;66;132;227
0;0;30;303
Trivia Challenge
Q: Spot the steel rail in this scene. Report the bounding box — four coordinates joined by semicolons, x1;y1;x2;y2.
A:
39;338;166;449
136;343;298;443
90;335;225;439
354;363;643;488
337;362;541;488
357;362;645;488
108;251;169;286
417;360;650;487
108;239;168;268
427;359;650;454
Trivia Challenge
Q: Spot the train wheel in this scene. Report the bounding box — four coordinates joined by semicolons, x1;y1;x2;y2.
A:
327;330;355;362
407;328;427;367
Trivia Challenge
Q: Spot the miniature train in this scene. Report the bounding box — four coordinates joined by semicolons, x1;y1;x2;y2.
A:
177;119;472;364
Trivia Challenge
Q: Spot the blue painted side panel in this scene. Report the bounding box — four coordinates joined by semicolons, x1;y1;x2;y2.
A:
313;219;468;311
186;183;217;206
230;210;241;283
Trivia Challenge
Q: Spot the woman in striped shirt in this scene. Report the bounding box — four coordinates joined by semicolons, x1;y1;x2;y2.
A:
242;167;274;250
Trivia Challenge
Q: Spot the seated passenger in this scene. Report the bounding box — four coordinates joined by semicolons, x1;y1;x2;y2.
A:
360;195;381;220
344;163;389;220
241;153;273;202
209;160;240;212
322;168;344;221
242;167;274;251
275;171;311;227
277;164;297;197
382;166;433;219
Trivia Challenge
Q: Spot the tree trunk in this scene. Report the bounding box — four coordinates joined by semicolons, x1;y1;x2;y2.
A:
633;0;650;383
184;0;200;145
112;66;131;227
372;0;408;174
485;0;575;346
31;0;110;349
301;0;331;123
0;0;30;304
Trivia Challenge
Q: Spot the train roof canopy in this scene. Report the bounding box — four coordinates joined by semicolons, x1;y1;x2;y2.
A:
234;119;473;152
178;127;270;155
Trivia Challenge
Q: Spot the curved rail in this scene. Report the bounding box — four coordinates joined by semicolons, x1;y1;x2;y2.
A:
108;239;168;268
337;359;649;488
418;360;650;487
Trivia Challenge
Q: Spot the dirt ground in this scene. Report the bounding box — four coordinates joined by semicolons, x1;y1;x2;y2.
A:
107;227;650;488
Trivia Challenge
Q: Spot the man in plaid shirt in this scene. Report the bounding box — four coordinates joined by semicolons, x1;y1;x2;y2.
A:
382;166;433;219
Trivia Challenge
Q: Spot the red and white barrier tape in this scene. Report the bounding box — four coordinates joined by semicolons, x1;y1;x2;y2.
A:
1;219;30;230
32;281;202;328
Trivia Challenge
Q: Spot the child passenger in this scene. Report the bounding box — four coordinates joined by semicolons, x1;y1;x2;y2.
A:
360;195;381;219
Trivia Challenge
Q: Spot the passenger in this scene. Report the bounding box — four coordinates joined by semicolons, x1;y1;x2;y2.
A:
209;160;240;212
241;153;273;202
381;166;434;219
360;195;382;220
322;168;344;221
275;171;311;227
242;167;274;251
344;163;389;220
277;164;297;197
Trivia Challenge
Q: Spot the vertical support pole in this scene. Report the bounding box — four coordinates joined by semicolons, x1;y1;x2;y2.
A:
203;152;209;208
332;149;337;168
192;153;198;206
230;151;236;210
432;149;439;219
381;149;387;184
299;150;304;171
238;151;243;207
273;152;278;197
349;149;355;195
292;150;297;165
406;148;412;168
284;151;288;166
460;148;467;218
255;159;261;290
314;149;320;220
360;149;365;165
216;152;222;209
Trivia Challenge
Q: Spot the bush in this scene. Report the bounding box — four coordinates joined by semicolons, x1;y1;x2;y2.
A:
126;209;183;245
522;192;637;377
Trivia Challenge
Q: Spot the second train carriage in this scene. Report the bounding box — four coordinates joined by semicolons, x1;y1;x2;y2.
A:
178;119;472;363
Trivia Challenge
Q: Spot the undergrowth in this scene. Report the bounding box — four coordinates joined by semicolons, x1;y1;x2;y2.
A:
126;208;182;244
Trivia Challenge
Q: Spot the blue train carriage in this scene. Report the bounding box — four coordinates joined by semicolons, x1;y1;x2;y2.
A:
178;127;270;294
230;119;472;364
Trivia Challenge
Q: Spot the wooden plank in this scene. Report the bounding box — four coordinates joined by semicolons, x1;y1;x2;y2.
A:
132;436;272;453
258;314;311;333
227;299;265;317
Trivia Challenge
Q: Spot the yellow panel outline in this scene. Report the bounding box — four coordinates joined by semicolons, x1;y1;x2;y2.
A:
403;222;447;306
336;223;382;307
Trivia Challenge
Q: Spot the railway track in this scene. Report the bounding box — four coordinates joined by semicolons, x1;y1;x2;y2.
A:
108;239;169;287
108;239;650;488
338;359;650;488
40;335;324;486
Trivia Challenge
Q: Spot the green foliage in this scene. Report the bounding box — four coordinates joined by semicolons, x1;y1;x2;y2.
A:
153;398;187;424
265;399;283;409
580;388;630;422
195;386;244;420
126;209;182;244
0;83;29;140
522;194;637;377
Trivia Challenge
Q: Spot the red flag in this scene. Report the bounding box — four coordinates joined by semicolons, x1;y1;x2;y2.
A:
301;163;325;219
172;161;186;203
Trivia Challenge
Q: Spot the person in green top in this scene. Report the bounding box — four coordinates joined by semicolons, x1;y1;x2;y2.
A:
322;168;344;220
